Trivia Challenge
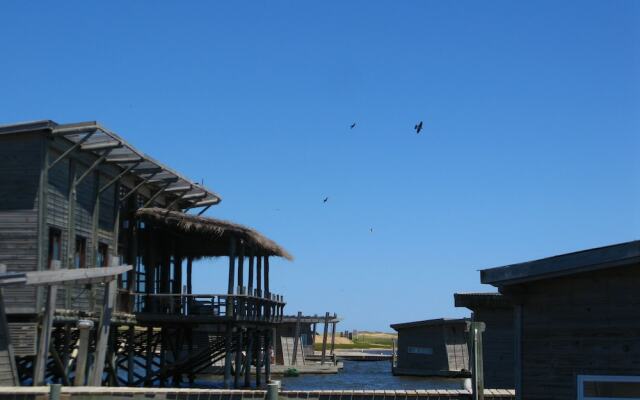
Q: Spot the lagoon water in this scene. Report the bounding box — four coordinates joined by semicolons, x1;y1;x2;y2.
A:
279;361;466;390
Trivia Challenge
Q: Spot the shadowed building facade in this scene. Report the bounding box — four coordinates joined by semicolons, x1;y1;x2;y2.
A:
390;318;470;377
454;292;514;390
481;240;640;400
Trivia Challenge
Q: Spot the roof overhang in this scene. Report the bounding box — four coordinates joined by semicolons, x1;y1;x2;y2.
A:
390;317;469;331
0;120;221;210
480;240;640;287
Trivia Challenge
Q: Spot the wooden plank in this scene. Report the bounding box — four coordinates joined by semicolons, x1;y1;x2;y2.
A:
21;265;131;286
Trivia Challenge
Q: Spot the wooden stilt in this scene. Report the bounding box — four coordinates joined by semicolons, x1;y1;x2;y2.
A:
127;325;135;385
33;261;60;386
330;313;337;356
144;327;153;387
74;319;94;386
223;323;233;388
320;312;330;365
264;330;271;383
89;278;118;386
255;331;262;387
292;311;302;366
244;329;253;387
234;328;243;388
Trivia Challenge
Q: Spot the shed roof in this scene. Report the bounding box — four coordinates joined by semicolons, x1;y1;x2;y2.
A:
0;120;221;210
390;318;469;331
136;207;293;260
454;292;511;309
480;240;640;287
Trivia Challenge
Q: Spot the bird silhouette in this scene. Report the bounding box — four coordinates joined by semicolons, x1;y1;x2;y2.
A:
369;228;374;233
414;121;423;134
350;122;356;129
323;197;329;203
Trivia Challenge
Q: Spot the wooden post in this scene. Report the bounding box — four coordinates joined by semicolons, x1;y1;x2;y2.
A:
312;323;317;346
330;313;337;356
234;328;244;388
248;253;254;293
74;319;94;386
228;238;236;295
264;256;270;297
291;311;302;366
237;243;244;293
223;323;233;388
255;330;262;387
33;261;60;385
89;278;118;386
187;257;193;314
264;330;271;383
144;327;153;386
320;312;330;365
127;325;135;385
244;329;254;387
467;321;486;400
256;256;262;297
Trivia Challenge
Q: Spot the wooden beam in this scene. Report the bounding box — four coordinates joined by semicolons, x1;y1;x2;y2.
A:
89;279;118;386
18;265;132;286
237;244;245;293
48;130;96;170
80;141;121;152
264;256;270;298
33;262;60;385
142;181;174;208
119;172;159;202
75;149;112;185
223;323;233;389
99;161;141;194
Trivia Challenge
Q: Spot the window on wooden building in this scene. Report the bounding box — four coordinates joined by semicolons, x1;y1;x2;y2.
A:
47;228;62;269
97;243;109;267
578;375;640;399
74;237;87;268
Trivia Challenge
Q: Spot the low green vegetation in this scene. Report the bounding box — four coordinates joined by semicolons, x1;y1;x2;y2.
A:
313;332;396;350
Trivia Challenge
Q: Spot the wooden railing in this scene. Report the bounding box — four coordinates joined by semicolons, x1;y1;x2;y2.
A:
133;290;285;322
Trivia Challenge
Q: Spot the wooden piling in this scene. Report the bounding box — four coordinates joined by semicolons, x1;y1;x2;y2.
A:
291;311;302;366
320;312;330;365
330;313;337;356
33;261;59;386
89;278;118;386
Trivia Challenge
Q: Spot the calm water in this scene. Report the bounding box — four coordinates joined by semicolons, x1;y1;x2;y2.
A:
279;361;467;390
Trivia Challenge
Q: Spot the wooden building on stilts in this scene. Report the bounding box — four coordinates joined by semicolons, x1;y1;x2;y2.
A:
0;120;291;388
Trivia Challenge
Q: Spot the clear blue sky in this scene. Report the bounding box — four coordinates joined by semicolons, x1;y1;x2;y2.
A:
1;1;638;331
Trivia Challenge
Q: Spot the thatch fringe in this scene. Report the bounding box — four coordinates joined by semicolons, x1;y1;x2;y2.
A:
135;208;293;260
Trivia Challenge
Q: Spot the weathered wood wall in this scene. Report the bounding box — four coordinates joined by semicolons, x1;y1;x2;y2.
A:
471;307;514;389
0;134;43;314
395;324;467;374
519;264;640;399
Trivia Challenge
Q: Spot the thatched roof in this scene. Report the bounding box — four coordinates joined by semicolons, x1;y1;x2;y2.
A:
135;208;293;260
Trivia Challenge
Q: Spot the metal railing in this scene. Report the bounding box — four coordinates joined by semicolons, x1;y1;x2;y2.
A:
133;289;285;322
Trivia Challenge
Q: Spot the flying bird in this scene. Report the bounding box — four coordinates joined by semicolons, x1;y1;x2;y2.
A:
323;197;329;203
350;122;356;129
369;228;374;233
414;121;423;134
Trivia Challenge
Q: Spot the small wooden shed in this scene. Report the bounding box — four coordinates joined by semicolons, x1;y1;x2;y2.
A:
454;292;514;389
390;318;470;377
481;240;640;400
